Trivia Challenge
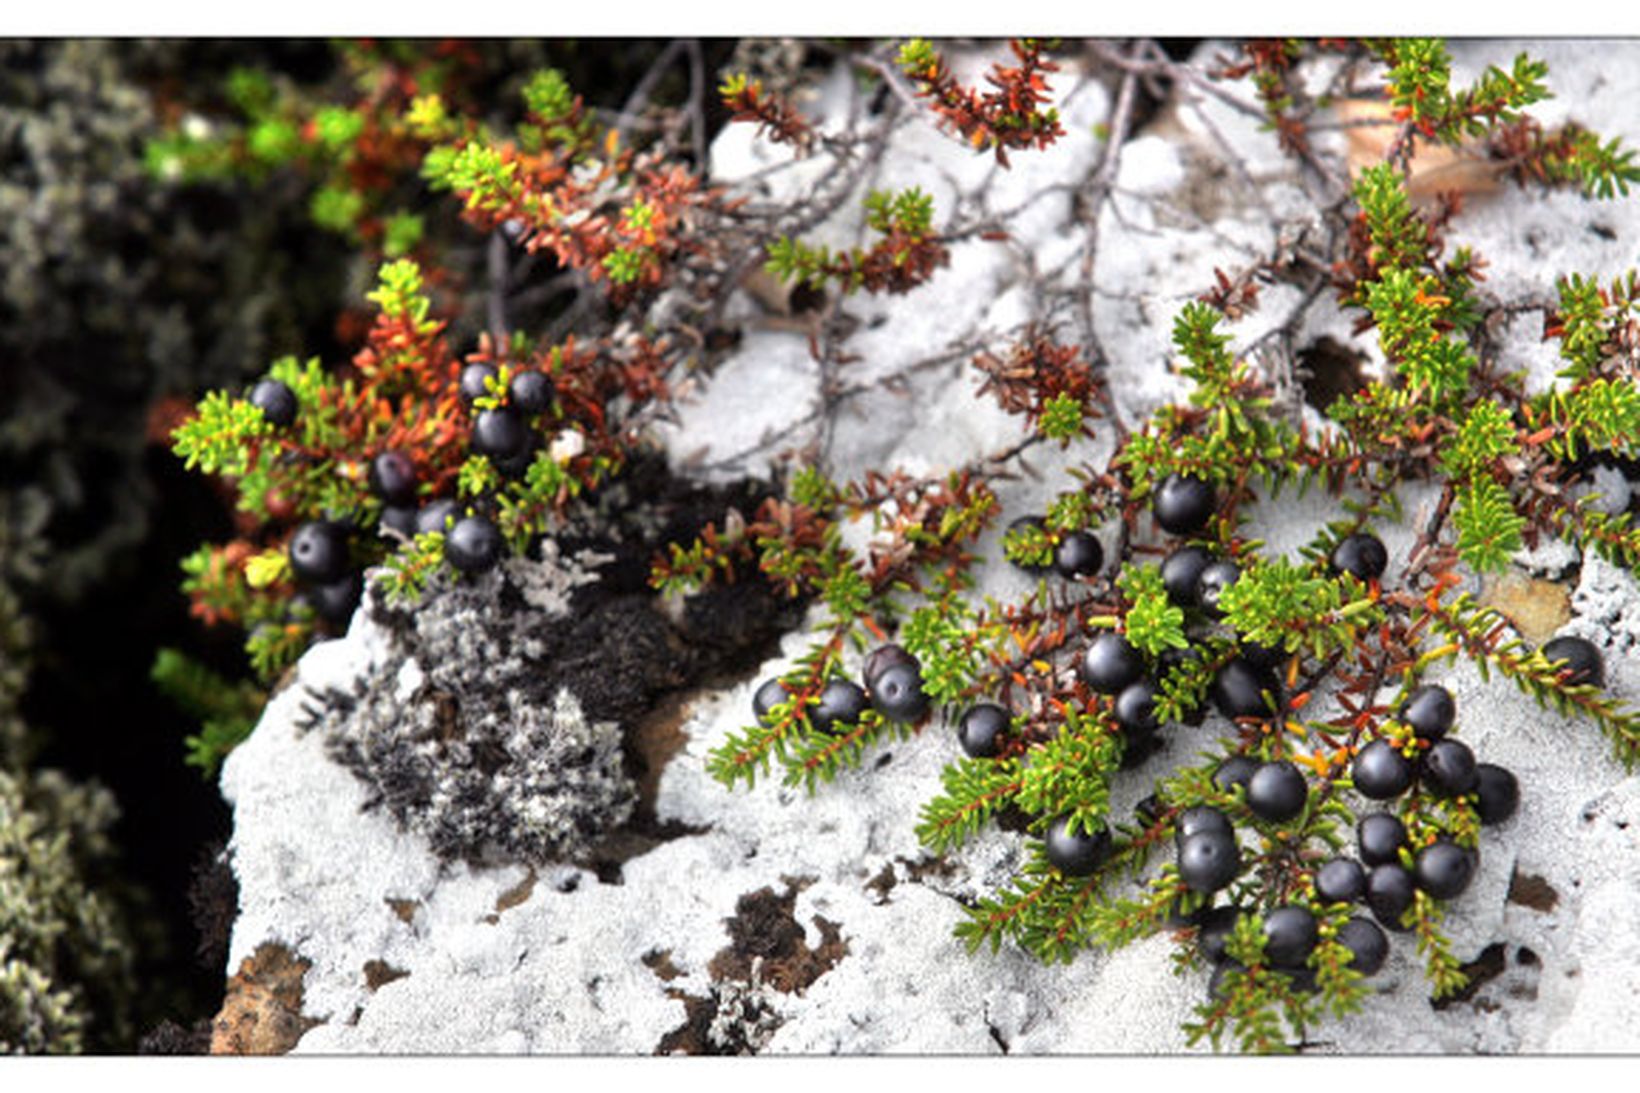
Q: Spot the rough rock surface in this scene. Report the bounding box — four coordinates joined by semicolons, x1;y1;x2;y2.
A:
220;40;1640;1053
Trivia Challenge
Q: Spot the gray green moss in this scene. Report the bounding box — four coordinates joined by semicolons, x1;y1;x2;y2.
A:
1;496;139;1054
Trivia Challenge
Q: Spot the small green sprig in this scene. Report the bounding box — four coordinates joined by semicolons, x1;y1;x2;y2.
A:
1374;39;1550;144
151;648;268;777
1452;478;1526;574
1118;565;1189;656
1218;555;1382;658
765;187;948;296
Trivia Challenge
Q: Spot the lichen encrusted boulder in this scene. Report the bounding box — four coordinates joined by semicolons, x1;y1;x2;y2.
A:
217;39;1640;1053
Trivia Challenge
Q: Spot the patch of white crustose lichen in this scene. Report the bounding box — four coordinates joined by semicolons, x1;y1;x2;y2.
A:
295;550;635;867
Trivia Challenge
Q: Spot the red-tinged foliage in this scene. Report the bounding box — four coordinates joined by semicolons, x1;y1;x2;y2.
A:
973;333;1105;433
903;39;1066;167
721;75;815;152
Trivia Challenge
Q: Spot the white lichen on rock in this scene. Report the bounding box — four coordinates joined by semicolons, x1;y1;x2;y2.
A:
298;550;634;868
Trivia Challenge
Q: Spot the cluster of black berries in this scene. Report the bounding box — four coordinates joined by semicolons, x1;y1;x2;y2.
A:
251;362;559;599
1349;683;1523;824
752;642;932;735
1199;696;1516;985
1003;473;1607;1000
458;361;556;479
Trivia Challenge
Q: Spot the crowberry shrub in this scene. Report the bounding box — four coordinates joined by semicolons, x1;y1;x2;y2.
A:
660;37;1640;1054
161;35;1640;1053
166;44;780;710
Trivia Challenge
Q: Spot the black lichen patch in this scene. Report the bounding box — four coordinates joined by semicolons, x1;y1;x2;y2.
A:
708;879;848;994
642;948;685;982
362;960;409;992
652;979;785;1056
187;839;238;973
384;898;420;925
1298;336;1370;414
863;854;962;905
865;862;898;905
299;456;802;870
483;868;538;924
652;878;848;1055
1506;868;1560;913
653;989;722;1055
1429;942;1508;1012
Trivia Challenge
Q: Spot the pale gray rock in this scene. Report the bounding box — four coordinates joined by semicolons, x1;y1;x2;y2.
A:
220;40;1640;1054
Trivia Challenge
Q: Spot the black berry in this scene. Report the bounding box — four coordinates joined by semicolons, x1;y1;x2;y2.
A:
249;378;297;427
810;678;869;734
1118;733;1164;770
1161;546;1213;608
1400;683;1456;741
1314;858;1367;904
1193;905;1241;964
1195;560;1240;618
753;678;791;724
288;521;349;584
1473;762;1520;825
1053;530;1104;579
508;368;554;414
1207;960;1243;1002
1153;473;1216;536
1240;640;1287;671
1175;805;1234;848
1044;816;1112;877
1352;738;1414;800
1211;658;1279;720
871;662;929;723
380;503;418;540
491;436;538;480
862;644;918;691
1357;812;1408;867
1337;916;1389;975
444;514;503;574
1280;967;1320;995
1414;840;1476;900
1213;755;1259;795
310;571;362;625
416;499;460;536
1261;906;1318;969
1178;829;1242;894
1246;760;1308;823
1422;738;1478;797
1113;679;1162;740
369;450;418;505
459;362;498;405
957;703;1010;759
472;406;530;461
1329;531;1388;583
1080;632;1145;695
1156;643;1204;679
1541;635;1604;688
1366;863;1416;931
